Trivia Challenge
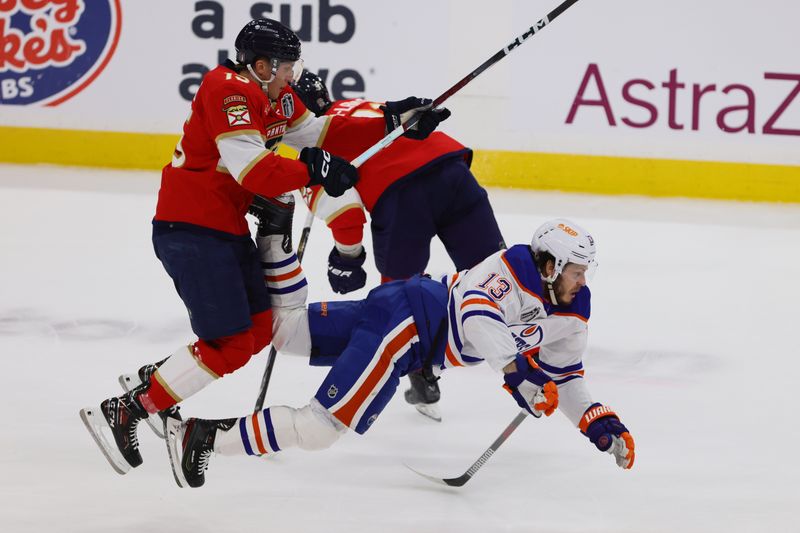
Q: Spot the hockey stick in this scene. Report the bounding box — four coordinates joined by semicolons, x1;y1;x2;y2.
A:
351;0;582;167
253;206;315;412
253;0;581;410
405;410;528;487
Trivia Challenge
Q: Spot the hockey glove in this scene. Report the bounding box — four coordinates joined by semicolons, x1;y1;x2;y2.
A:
327;246;367;294
502;353;558;417
579;403;636;469
380;97;451;140
299;147;359;198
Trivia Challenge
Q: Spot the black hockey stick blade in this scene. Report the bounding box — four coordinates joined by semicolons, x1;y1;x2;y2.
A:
405;410;529;487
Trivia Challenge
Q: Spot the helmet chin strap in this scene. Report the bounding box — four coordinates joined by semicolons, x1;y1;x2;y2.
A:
246;60;278;96
545;279;559;306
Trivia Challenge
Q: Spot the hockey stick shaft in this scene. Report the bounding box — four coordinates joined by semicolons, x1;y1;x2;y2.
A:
253;207;315;412
351;0;581;168
407;410;528;487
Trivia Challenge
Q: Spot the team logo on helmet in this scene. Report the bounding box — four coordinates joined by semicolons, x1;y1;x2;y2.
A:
0;0;122;106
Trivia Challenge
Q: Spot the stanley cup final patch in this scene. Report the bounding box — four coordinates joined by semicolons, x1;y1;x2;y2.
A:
281;93;295;118
223;95;251;127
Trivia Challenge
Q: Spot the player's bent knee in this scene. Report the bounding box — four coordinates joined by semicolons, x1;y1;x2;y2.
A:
196;330;255;376
250;309;273;354
272;307;311;356
293;400;346;451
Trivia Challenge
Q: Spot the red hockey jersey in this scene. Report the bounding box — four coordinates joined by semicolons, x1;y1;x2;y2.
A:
303;98;470;245
154;64;385;236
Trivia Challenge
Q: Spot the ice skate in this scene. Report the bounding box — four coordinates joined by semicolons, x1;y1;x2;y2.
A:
166;417;235;488
248;192;295;242
119;358;181;439
79;389;148;474
404;370;442;422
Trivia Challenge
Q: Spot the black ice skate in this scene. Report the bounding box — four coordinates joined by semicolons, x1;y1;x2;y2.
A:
165;417;235;488
119;358;181;439
248;193;295;249
404;370;442;422
79;388;149;475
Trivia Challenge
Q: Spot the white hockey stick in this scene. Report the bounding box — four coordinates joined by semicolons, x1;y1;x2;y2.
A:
405;410;529;487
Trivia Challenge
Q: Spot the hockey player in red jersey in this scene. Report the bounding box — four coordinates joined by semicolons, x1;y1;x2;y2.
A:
165;215;635;488
79;19;450;475
289;70;506;420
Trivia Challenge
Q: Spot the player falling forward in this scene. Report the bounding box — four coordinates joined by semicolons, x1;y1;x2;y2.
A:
78;17;448;476
290;70;507;421
165;205;635;488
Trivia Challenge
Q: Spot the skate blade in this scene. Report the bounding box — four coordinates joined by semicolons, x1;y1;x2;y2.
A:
119;373;165;439
414;402;442;422
79;407;132;475
164;417;188;488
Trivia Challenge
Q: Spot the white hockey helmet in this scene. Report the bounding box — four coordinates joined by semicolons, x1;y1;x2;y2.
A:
530;219;596;283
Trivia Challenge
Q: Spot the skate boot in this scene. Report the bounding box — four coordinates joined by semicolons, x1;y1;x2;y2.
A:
79;385;149;474
166;417;235;488
119;358;182;439
248;193;295;247
404;370;442;422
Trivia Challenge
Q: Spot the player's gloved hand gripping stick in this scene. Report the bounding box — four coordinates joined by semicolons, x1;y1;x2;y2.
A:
254;0;583;412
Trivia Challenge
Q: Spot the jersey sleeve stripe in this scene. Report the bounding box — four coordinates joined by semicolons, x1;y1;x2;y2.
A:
537;359;584;374
237;150;272;184
461;309;505;324
463;290;495;301
553;373;584;385
460;297;500;310
287;108;312;130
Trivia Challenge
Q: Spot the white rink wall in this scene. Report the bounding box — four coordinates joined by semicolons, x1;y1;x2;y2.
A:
0;0;798;165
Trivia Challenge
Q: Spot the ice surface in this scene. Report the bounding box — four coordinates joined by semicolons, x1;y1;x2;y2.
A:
1;164;798;532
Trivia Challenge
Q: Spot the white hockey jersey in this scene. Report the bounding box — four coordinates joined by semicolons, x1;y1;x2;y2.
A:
440;244;595;426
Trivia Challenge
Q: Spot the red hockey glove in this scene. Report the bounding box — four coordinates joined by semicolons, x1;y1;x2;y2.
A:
502;353;558;417
579;403;635;469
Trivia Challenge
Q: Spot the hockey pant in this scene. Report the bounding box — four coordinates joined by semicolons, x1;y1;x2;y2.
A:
141;226;275;414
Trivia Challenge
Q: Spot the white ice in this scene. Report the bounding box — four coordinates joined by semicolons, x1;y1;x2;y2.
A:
1;164;798;533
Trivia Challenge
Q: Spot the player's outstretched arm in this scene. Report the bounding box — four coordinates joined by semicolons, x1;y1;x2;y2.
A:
579;403;636;469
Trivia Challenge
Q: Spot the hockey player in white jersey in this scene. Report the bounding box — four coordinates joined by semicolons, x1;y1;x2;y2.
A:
165;215;635;487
